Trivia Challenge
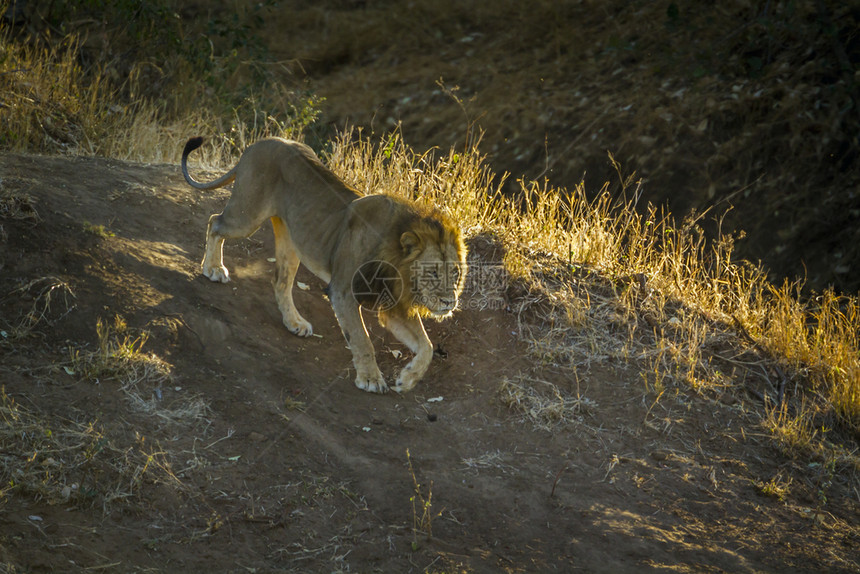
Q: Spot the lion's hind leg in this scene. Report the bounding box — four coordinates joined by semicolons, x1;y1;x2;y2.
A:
202;213;232;283
202;193;268;283
271;216;313;337
381;313;433;393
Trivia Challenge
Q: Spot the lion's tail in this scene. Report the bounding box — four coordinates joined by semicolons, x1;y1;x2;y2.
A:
181;136;237;191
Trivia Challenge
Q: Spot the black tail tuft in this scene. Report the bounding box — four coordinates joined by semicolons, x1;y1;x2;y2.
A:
182;136;204;159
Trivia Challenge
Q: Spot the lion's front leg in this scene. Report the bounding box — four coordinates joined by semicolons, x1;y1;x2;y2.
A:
381;313;433;393
330;292;388;393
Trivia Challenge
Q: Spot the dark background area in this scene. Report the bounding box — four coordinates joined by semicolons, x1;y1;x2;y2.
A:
5;0;860;293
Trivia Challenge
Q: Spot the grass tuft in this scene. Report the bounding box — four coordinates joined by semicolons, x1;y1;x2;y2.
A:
82;221;115;238
69;316;208;426
0;387;104;506
0;277;76;343
0;190;40;223
499;374;595;431
406;448;441;549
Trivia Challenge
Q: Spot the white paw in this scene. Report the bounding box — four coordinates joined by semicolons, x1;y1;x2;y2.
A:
203;265;230;283
355;372;389;394
284;316;313;337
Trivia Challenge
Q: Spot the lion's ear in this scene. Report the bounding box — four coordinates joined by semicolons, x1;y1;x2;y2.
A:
400;231;422;255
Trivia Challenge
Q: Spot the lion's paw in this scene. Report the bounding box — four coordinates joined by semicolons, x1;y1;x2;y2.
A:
355;372;389;394
203;265;230;283
284;316;313;337
393;371;418;394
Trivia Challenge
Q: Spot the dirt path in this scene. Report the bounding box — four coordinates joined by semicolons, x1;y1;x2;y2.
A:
1;152;857;572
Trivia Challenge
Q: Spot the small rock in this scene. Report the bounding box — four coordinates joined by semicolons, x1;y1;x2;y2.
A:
427;413;438;422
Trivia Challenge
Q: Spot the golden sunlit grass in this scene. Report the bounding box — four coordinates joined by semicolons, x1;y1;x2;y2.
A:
0;19;316;166
328;129;860;456
69;316;172;388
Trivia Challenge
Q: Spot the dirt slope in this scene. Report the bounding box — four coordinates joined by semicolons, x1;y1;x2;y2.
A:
1;152;857;572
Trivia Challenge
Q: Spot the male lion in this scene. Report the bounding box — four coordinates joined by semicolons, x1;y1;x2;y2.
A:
181;137;467;393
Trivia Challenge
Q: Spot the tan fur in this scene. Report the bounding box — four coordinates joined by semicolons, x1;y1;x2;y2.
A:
182;136;467;393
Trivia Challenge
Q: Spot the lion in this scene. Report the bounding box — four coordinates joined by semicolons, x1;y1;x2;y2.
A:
181;136;467;393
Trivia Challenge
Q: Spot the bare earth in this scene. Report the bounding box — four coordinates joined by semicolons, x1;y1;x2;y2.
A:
0;152;857;573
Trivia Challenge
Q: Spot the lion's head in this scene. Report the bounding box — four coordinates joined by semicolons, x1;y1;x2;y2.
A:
362;208;467;320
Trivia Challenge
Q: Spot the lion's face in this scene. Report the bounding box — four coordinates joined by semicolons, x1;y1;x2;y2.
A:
406;238;467;318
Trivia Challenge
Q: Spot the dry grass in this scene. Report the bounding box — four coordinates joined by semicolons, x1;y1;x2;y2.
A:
328;130;860;453
70;316;172;388
0;17;317;167
0;387;182;512
68;316;209;427
0;387;103;505
0;306;201;512
0;189;40;223
406;448;441;548
0;276;76;343
499;374;596;431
